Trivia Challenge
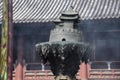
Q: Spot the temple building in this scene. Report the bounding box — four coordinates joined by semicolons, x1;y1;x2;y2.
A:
0;0;120;80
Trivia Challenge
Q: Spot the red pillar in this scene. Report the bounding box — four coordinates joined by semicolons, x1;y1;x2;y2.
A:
15;35;23;80
23;63;27;79
87;63;91;78
8;0;13;80
80;62;88;80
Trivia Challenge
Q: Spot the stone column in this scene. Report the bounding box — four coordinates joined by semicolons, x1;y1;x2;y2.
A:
15;34;23;80
107;61;112;70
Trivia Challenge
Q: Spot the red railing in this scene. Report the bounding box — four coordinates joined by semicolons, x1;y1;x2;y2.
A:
13;61;120;80
89;61;120;79
24;70;54;80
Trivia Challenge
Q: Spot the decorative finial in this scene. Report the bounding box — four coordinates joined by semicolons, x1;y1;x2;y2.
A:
70;6;74;10
60;6;79;21
67;6;74;11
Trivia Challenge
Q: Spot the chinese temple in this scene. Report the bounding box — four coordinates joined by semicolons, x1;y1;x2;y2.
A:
0;0;120;80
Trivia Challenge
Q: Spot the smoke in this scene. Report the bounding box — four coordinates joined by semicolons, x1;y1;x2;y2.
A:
13;22;54;63
78;18;120;61
78;18;120;69
0;18;120;69
12;18;120;69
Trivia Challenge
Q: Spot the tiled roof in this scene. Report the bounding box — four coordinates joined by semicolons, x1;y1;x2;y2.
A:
0;0;120;23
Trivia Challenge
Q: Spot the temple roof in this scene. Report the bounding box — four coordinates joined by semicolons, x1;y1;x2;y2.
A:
0;0;120;23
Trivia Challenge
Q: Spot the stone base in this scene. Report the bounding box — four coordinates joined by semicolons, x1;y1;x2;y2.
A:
55;75;76;80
